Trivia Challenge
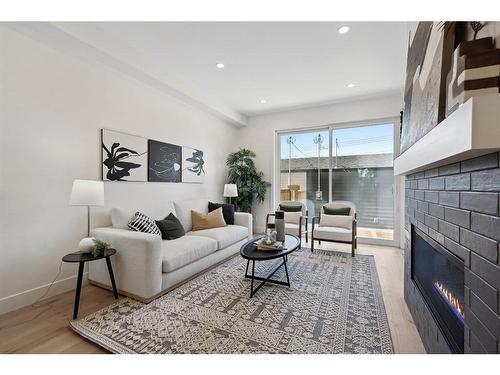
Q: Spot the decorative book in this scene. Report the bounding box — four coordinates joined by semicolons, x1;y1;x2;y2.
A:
256;239;285;251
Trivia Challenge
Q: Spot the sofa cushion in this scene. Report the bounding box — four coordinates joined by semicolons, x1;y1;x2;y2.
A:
186;225;248;249
174;199;209;232
111;202;176;229
128;212;161;236
284;211;302;224
320;214;353;230
161;235;218;273
191;208;226;231
285;222;306;236
313;226;352;242
156;213;185;240
208;202;235;225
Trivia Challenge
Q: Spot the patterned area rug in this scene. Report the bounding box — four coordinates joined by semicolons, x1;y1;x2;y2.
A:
71;249;393;354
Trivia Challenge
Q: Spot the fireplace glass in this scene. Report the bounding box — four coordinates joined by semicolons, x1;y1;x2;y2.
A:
411;226;464;353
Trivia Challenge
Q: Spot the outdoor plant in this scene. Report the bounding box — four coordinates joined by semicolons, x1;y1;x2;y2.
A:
226;149;267;213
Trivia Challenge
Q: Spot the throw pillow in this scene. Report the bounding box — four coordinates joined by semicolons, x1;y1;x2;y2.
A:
279;203;303;212
320;214;353;230
323;206;351;216
191;207;226;231
208;202;235;225
128;212;161;235
155;213;185;240
284;211;302;224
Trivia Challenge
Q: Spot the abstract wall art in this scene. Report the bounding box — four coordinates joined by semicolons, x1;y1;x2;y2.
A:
101;129;148;181
400;22;448;154
181;146;205;183
148;140;182;182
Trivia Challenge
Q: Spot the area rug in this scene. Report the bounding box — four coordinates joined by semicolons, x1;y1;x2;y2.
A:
70;249;393;354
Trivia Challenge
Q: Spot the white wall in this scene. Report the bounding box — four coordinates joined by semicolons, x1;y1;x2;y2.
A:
238;94;402;232
0;26;239;314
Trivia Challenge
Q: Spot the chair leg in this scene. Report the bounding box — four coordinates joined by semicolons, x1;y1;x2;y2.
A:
318;240;321;245
352;241;355;257
305;231;308;243
311;237;314;253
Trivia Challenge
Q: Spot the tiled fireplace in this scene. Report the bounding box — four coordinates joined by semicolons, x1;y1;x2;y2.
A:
403;152;500;353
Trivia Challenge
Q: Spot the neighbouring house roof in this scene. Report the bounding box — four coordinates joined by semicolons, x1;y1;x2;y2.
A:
280;153;393;171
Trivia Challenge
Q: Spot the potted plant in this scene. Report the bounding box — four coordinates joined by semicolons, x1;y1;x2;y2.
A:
226;149;267;213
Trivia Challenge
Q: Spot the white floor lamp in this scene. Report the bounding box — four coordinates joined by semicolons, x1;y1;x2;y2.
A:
223;184;238;205
70;179;104;236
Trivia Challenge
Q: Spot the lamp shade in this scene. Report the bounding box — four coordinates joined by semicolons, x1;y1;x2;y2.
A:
69;179;104;206
223;184;238;197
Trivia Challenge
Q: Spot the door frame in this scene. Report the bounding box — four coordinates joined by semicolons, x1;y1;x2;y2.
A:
274;116;401;248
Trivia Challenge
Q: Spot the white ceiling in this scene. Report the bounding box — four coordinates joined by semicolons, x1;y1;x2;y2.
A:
96;22;408;116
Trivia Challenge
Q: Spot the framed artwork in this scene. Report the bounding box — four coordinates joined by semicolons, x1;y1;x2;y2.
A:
148;139;182;182
400;22;449;154
181;146;205;183
101;129;148;181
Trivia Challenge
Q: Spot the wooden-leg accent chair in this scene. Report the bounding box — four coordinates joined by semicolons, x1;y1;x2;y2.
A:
311;201;357;257
266;201;308;248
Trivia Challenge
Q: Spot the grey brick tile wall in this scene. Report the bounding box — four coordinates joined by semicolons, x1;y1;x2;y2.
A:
404;152;500;354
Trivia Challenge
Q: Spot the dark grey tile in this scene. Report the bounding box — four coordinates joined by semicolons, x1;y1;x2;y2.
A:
415;190;425;201
444;237;470;265
460;228;498;263
425;168;439;178
425;214;438;230
469;291;500;340
461;153;498;173
471;168;500;191
429;203;445;219
428;228;444;245
445;173;471;191
470;252;500;290
418;179;429;190
464;269;499;313
417;200;429;214
460;192;498;215
438;219;459;242
445;207;470;228
425;190;439;203
429;177;445;190
439;163;460;176
439;191;460;207
471;212;500;241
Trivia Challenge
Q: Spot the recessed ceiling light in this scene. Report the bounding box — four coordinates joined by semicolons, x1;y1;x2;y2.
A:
347;83;355;88
338;26;350;34
216;63;225;69
260;99;267;104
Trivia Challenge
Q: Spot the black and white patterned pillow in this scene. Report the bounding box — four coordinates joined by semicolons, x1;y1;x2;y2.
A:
128;212;161;236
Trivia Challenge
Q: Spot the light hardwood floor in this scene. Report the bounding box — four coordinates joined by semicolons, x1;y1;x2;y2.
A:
0;242;426;354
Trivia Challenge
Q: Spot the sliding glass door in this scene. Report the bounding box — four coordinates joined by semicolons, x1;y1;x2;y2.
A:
278;129;330;218
276;119;398;245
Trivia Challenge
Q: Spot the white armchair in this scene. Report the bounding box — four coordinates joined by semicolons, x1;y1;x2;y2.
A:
266;201;308;248
311;201;357;256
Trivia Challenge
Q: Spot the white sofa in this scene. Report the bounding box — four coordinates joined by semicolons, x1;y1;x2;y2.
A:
88;199;253;302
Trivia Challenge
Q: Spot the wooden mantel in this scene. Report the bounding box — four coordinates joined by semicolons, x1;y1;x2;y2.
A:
394;94;500;176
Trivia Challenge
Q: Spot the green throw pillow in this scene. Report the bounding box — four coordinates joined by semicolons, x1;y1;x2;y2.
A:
156;213;185;240
279;203;303;212
323;206;351;216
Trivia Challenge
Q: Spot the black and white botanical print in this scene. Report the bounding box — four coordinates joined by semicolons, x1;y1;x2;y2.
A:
101;129;148;181
182;146;205;183
148;140;181;182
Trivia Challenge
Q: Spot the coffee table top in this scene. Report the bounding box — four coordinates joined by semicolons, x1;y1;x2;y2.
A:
240;235;300;260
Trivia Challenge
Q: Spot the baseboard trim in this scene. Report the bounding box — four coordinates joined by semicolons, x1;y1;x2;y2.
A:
0;272;88;316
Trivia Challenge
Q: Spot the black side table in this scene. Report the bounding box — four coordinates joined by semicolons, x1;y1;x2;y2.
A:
62;248;118;319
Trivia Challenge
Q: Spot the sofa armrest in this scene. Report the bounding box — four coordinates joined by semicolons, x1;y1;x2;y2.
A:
89;227;163;300
234;212;253;239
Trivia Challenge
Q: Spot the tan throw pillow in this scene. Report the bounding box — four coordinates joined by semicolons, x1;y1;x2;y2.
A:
191;207;227;231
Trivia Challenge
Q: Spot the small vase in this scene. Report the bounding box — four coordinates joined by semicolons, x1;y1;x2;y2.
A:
275;211;285;242
78;237;96;253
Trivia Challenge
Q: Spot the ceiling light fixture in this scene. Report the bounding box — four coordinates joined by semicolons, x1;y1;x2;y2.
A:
347;83;355;88
338;26;350;34
216;63;225;69
260;99;267;104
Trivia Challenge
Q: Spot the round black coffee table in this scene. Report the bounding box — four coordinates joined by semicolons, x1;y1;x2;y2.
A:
62;248;118;319
240;234;300;297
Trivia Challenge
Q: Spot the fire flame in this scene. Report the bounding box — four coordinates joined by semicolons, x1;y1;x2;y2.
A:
434;281;463;317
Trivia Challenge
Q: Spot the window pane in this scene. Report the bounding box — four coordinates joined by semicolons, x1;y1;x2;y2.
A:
332;123;394;240
279;130;329;217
